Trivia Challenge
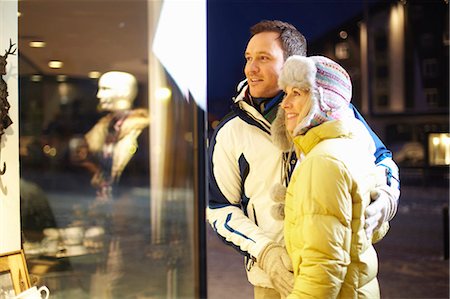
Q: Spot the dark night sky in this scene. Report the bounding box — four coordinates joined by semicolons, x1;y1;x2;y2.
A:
206;1;374;119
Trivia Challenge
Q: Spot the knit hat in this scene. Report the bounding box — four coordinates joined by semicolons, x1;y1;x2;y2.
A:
278;55;353;136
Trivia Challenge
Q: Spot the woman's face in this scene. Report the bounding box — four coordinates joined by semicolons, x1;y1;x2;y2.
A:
280;86;311;135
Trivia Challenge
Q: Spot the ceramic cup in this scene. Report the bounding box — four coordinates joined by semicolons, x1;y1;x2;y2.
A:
13;286;50;299
62;227;84;246
42;228;59;240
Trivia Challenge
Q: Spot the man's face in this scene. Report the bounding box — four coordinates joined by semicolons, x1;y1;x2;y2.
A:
244;31;285;98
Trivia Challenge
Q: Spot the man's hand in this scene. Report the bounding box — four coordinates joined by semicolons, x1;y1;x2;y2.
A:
366;160;401;240
365;186;397;239
258;242;294;297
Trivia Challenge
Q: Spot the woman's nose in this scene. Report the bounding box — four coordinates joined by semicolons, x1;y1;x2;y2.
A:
281;96;291;109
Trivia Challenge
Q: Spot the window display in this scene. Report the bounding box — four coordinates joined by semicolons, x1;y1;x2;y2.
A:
18;0;207;298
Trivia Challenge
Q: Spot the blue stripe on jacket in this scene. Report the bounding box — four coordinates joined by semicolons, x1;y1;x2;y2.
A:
208;112;239;209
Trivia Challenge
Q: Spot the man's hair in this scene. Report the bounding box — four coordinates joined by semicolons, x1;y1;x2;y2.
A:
250;20;307;60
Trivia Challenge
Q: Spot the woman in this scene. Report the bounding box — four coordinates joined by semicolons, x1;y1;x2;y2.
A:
273;55;388;298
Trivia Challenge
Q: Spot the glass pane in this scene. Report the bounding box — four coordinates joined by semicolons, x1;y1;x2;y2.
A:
18;1;206;298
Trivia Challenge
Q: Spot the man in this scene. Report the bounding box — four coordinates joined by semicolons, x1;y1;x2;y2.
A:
207;20;400;298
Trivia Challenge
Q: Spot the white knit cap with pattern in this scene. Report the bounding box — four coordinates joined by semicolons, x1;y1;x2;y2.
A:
278;55;353;136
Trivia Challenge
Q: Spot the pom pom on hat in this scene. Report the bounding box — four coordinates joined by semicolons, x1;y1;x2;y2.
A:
278;55;354;136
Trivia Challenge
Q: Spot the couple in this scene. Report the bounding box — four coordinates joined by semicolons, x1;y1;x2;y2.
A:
207;20;400;298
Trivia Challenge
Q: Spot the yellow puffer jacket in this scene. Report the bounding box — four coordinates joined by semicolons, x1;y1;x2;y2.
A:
284;118;388;299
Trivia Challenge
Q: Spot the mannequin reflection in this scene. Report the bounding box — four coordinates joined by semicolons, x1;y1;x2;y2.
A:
78;71;150;298
84;71;149;201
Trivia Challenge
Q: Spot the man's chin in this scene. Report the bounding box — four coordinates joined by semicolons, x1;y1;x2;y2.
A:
248;87;264;98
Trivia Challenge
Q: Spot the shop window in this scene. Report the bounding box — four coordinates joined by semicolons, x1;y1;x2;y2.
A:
422;58;439;78
335;42;350;60
424;88;439;107
18;1;207;298
419;33;435;49
428;133;450;166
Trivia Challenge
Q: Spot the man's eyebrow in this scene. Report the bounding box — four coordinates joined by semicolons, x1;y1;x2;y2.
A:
245;51;272;56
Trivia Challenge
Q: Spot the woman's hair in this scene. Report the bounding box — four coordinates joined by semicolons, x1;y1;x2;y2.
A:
292;88;313;133
250;20;307;59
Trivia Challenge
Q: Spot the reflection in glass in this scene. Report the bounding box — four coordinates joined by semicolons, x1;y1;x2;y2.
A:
19;1;206;298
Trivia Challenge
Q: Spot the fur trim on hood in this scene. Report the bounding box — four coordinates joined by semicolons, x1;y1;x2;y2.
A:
85;108;149;153
271;107;293;152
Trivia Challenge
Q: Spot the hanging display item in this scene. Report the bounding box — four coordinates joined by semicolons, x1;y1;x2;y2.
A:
0;39;16;175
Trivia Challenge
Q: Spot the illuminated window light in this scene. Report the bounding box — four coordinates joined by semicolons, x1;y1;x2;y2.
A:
335;42;349;60
432;136;440;146
443;136;450;146
30;75;42;82
152;0;206;110
29;41;46;48
88;71;102;79
429;133;450;166
48;60;63;69
56;75;67;82
155;87;172;102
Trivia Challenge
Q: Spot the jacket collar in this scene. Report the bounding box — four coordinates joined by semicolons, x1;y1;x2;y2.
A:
233;82;284;124
293;119;355;155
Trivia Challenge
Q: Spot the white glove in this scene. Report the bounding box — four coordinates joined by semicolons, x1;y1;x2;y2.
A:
365;185;399;239
258;242;294;297
366;157;400;239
